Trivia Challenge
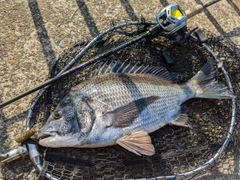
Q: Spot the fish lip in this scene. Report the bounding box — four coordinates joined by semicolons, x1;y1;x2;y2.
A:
37;132;57;139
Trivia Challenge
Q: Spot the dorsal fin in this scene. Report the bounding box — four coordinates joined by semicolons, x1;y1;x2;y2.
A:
90;61;177;82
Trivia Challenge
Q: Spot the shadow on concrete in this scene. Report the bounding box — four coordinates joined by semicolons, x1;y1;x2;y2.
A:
75;0;100;37
120;0;138;21
160;0;169;7
195;0;238;47
27;0;56;69
227;0;240;16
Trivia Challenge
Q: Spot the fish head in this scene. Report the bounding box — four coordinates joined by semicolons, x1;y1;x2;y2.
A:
38;95;81;147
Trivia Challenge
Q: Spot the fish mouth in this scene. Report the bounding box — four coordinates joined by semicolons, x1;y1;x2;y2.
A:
37;132;57;140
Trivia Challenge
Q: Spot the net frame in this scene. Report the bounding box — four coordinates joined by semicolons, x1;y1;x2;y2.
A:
24;20;236;180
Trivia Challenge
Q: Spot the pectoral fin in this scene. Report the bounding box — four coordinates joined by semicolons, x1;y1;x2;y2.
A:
104;96;160;128
171;114;189;127
116;131;155;156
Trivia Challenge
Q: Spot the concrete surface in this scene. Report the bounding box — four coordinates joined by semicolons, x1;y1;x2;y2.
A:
0;0;239;179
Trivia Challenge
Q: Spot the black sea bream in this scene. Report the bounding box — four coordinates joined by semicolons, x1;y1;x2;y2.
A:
38;60;235;156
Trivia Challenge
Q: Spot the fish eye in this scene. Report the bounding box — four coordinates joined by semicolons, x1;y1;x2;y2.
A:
53;110;62;119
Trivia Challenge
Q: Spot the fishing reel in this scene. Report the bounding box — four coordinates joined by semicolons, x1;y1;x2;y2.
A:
156;4;188;43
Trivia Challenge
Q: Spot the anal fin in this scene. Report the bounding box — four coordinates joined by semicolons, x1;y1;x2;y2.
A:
116;131;155;156
171;114;189;127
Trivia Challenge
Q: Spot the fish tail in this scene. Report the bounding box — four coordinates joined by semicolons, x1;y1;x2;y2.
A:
187;59;235;99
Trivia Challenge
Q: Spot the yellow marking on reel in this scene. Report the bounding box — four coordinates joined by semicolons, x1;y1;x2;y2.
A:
172;9;183;18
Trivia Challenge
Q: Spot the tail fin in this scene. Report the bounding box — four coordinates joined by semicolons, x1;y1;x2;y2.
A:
187;59;235;99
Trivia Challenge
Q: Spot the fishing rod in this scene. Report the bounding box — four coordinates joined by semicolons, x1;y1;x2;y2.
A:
0;0;221;109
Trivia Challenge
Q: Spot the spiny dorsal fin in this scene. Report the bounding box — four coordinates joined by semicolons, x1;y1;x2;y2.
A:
90;61;177;82
116;131;155;156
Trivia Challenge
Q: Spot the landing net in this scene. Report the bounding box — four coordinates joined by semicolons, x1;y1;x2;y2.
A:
25;20;239;179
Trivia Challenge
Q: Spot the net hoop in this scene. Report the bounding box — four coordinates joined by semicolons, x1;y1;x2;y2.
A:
25;21;236;179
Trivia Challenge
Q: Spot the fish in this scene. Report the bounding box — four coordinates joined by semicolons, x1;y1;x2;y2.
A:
38;59;235;156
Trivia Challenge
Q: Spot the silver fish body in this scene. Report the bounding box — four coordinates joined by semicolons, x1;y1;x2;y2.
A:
38;60;235;156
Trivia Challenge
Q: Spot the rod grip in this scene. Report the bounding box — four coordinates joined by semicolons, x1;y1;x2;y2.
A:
185;5;204;18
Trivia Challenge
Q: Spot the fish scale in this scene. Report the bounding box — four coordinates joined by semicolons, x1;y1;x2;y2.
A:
38;60;235;156
86;73;180;106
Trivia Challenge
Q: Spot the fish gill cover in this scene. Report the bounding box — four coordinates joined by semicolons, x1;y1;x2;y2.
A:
22;21;240;180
